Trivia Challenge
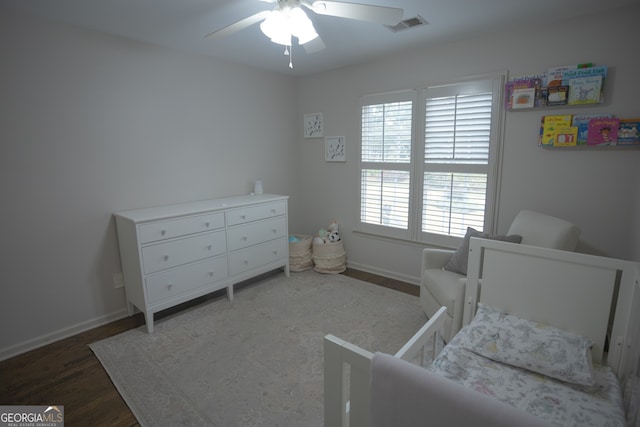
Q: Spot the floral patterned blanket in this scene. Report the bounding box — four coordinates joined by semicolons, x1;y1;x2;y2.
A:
428;326;625;427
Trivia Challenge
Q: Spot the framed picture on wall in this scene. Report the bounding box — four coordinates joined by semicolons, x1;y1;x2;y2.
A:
304;113;323;138
325;136;345;162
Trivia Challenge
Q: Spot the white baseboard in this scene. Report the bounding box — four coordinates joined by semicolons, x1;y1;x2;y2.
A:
346;260;421;287
0;308;129;362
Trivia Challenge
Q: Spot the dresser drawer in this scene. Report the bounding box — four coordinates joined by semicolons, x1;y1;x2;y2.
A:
228;237;287;276
141;230;226;274
145;256;229;304
227;217;287;251
138;212;225;244
225;201;286;226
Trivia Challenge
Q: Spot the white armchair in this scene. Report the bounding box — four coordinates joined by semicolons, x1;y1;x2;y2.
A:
420;210;581;342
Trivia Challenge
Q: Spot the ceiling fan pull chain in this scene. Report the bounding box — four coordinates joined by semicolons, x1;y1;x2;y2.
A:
289;44;294;69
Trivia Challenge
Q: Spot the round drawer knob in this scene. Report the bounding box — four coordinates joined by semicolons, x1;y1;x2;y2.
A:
161;229;167;236
205;222;210;228
167;283;173;290
164;255;169;261
207;245;212;250
208;271;214;277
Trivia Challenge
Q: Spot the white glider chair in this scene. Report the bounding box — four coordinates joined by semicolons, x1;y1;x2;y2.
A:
420;210;581;342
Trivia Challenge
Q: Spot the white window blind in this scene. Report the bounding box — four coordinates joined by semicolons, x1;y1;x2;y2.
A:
361;101;412;163
424;93;492;165
360;169;410;229
422;89;493;237
359;93;414;236
422;172;487;236
357;75;502;245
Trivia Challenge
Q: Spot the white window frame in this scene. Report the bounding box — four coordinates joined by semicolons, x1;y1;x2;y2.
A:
357;89;418;241
356;73;505;248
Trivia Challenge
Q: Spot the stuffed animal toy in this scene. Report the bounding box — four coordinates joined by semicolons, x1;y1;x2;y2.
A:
314;228;328;245
327;220;340;242
314;220;341;244
327;230;341;242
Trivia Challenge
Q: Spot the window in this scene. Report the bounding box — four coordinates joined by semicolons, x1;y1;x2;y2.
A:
358;75;504;246
359;90;416;240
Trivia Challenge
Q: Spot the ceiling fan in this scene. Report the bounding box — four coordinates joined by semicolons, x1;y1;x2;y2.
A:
205;0;404;68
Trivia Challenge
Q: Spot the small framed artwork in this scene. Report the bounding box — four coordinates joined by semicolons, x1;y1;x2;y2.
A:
325;136;345;162
304;113;323;138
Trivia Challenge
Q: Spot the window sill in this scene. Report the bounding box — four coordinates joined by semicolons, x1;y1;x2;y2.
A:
352;229;456;251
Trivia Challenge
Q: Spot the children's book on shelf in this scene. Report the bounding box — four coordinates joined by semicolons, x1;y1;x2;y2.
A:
561;65;607;85
505;74;545;109
546;85;569;106
512;88;536;109
553;126;578;146
568;76;603;105
618;119;640;145
572;114;613;144
587;117;620;146
547;63;593;87
539;115;574;146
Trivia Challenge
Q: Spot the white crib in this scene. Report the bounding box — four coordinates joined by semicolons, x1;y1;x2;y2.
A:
324;238;640;427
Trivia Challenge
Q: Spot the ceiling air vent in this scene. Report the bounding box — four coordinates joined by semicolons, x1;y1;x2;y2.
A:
386;15;427;33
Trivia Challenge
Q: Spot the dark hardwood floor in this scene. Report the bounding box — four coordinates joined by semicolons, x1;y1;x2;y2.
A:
0;268;417;426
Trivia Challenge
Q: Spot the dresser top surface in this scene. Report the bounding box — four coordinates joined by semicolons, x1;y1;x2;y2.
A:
115;194;288;223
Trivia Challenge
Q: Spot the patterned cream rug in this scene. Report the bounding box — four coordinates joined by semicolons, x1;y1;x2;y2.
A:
90;269;426;427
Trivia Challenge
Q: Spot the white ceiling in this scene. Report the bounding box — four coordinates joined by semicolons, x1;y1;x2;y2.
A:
2;0;638;76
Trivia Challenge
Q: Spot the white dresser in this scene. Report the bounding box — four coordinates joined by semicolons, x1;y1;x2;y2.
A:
115;194;289;332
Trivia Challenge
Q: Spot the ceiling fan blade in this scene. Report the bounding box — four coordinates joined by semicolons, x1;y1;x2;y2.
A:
303;36;326;54
310;1;403;26
205;10;271;40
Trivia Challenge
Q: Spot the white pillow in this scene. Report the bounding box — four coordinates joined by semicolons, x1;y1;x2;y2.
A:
459;303;595;387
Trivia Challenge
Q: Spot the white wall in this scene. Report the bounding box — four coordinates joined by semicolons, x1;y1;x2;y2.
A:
292;4;640;282
0;10;297;357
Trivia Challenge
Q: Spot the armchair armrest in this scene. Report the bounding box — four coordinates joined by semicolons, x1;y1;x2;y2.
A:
422;248;455;271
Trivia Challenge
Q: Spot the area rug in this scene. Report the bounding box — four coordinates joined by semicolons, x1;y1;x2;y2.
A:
90;270;427;427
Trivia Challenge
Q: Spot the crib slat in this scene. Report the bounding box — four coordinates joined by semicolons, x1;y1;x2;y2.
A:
395;306;447;363
349;357;372;427
324;334;374;427
324;335;346;427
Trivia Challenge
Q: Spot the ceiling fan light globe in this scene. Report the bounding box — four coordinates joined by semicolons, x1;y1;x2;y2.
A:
270;34;293;46
259;10;287;40
288;6;311;24
289;7;318;44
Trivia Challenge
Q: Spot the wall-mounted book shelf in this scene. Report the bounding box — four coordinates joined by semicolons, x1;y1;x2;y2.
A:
506;63;607;111
506;62;639;147
539;114;640;147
